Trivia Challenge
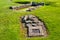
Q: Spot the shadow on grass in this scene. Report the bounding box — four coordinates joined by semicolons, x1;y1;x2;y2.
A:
45;2;59;7
15;1;30;4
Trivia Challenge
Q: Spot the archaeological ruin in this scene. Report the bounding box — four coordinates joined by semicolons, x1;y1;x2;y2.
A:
9;2;44;11
21;15;47;37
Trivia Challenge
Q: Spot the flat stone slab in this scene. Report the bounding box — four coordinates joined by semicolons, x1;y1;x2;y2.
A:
21;15;47;37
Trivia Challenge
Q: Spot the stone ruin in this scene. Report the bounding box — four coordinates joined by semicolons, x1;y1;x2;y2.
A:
21;15;47;37
9;4;31;10
9;2;44;10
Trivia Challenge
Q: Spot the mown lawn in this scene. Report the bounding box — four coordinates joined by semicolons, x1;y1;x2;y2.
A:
0;0;60;40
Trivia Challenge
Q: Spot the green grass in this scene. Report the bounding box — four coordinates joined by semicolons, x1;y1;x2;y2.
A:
0;0;60;40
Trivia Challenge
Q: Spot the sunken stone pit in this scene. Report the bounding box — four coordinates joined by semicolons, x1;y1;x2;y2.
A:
21;15;47;37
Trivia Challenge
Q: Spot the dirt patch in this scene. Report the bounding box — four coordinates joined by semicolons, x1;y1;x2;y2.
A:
20;18;27;37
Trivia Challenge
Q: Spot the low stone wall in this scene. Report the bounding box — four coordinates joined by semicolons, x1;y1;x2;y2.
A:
9;4;31;10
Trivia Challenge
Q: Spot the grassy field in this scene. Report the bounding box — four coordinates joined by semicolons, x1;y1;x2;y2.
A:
0;0;60;40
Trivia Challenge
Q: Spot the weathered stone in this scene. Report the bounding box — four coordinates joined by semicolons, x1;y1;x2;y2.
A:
21;15;47;37
9;2;44;10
